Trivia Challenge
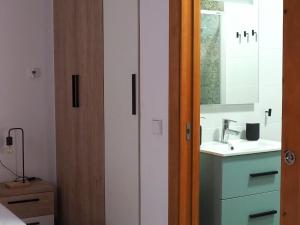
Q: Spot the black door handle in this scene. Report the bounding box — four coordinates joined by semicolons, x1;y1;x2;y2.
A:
249;210;277;219
26;223;40;225
72;75;80;108
250;171;279;178
132;74;137;115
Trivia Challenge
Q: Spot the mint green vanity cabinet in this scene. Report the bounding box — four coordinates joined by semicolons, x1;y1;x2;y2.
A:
200;151;281;225
222;152;281;199
222;191;280;225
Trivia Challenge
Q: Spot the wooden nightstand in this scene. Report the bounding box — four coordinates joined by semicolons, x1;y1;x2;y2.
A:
0;180;55;225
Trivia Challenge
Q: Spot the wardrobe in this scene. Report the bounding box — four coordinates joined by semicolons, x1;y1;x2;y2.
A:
54;0;140;225
103;0;140;225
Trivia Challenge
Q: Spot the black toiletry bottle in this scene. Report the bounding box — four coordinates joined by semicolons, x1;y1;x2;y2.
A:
246;123;260;141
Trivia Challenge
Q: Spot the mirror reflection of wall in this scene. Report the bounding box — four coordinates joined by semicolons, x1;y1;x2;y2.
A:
201;1;223;104
201;0;259;105
201;12;222;104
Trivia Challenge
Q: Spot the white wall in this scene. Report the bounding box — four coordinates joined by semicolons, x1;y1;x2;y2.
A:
223;1;259;104
0;0;56;183
201;0;283;142
140;0;169;225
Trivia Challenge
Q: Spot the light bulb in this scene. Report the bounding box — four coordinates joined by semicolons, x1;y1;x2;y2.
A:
6;146;14;154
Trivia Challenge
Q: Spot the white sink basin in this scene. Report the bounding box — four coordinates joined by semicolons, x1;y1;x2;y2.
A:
200;139;281;157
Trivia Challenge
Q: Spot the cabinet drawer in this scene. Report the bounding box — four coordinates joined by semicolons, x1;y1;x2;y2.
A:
222;191;280;225
0;192;54;219
23;215;54;225
221;151;281;199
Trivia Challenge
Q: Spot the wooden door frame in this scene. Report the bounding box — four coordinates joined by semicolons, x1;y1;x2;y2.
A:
281;1;300;224
169;0;200;225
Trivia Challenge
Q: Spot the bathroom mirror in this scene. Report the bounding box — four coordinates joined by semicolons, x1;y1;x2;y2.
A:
201;0;259;105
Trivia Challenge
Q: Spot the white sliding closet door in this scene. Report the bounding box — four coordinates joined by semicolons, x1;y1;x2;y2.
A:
103;1;140;225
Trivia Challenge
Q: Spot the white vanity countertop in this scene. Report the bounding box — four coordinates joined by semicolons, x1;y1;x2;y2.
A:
200;139;281;157
0;204;25;225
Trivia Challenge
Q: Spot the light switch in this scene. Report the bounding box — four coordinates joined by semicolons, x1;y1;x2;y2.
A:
152;119;163;136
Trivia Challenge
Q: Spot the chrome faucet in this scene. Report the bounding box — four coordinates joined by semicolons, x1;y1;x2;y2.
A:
221;119;240;143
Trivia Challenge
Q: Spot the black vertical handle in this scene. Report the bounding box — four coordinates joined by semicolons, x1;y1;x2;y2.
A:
72;75;80;108
132;74;137;115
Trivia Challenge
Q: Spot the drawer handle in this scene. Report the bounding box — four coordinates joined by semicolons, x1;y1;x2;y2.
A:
26;223;40;225
8;198;40;205
250;171;279;178
249;210;278;219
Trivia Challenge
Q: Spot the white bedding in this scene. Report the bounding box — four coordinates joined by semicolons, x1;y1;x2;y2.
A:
0;204;25;225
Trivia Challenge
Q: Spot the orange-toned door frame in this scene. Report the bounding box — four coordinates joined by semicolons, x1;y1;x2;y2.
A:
169;0;200;225
281;1;300;224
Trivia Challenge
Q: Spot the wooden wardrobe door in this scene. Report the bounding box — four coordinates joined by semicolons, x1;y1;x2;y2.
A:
54;0;105;224
75;0;105;224
281;0;300;224
54;0;78;224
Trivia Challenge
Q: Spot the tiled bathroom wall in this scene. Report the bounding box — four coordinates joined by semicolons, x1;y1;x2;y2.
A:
201;0;283;143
